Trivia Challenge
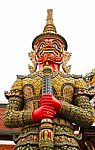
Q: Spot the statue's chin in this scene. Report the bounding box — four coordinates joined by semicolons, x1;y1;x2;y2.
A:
38;60;61;71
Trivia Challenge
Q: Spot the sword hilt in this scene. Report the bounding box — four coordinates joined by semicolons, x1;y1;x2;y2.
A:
39;65;54;150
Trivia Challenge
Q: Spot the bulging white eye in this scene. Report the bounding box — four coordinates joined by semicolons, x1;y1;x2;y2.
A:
53;43;58;49
39;43;45;50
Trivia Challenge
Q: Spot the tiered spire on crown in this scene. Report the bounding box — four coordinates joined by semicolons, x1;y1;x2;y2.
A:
32;9;67;51
43;9;57;34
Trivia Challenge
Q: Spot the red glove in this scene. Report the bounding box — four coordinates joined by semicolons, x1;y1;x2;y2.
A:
32;105;56;122
40;94;62;113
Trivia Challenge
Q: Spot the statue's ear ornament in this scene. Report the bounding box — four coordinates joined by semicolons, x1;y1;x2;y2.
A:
61;50;72;73
28;50;37;73
28;64;37;74
62;64;71;73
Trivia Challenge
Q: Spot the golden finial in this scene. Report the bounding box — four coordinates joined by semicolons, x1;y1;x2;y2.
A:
43;9;57;34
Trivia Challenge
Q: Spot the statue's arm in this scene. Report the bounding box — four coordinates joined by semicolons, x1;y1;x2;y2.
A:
58;95;94;127
4;78;34;128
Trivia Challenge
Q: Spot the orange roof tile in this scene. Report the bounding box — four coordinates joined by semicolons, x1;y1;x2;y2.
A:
0;144;15;150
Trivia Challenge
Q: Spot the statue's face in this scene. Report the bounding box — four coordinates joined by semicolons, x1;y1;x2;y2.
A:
34;38;65;71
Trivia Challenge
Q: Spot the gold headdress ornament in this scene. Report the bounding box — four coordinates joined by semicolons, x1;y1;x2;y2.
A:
32;9;68;51
43;9;57;33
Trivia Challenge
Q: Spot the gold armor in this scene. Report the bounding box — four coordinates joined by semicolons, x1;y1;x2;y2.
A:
4;71;94;149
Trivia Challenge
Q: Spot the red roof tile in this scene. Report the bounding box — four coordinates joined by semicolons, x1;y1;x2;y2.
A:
0;144;15;150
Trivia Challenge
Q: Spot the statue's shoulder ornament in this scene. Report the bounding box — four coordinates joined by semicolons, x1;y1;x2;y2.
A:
83;70;95;96
74;70;95;97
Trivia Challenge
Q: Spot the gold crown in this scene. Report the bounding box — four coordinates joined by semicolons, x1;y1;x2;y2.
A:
32;9;67;51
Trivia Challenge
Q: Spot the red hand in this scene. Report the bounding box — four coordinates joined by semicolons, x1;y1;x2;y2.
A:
32;105;56;122
40;94;62;113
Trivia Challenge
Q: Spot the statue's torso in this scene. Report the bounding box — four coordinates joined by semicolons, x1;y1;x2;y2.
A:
23;72;75;110
14;71;82;148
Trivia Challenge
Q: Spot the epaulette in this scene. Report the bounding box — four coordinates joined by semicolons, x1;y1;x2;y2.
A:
4;89;23;99
74;75;95;97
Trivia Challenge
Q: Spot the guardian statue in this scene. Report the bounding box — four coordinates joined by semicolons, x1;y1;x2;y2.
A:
4;9;94;150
